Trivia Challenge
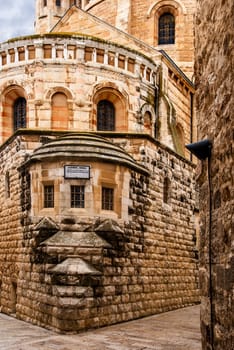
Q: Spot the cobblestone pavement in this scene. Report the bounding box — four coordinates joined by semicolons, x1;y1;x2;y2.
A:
0;305;201;350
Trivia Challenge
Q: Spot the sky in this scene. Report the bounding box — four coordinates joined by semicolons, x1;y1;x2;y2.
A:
0;0;35;42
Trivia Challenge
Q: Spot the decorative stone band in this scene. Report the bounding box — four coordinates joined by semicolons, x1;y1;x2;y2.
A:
0;34;157;85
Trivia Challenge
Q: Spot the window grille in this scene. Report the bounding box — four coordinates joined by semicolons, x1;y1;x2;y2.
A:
44;185;54;208
102;187;114;210
71;185;85;208
158;13;175;45
13;97;26;131
97;100;115;131
56;0;61;6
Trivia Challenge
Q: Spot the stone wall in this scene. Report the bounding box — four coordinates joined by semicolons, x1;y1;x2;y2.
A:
0;137;31;314
195;0;234;349
0;132;200;332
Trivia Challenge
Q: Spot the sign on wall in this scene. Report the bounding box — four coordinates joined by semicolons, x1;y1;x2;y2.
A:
64;165;90;179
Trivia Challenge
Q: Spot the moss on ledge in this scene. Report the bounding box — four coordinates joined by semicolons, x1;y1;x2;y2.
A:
1;33;155;66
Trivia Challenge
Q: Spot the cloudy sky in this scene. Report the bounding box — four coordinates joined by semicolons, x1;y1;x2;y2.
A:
0;0;35;42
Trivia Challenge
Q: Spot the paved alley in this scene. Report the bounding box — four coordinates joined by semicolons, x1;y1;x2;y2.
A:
0;305;201;350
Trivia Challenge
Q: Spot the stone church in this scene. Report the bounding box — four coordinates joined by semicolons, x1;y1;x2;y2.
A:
0;0;200;332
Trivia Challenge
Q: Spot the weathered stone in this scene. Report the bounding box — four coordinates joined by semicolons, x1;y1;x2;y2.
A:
195;1;234;349
0;0;199;334
42;231;111;248
49;258;102;276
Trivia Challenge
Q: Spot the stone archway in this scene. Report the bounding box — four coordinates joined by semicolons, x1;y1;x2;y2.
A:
92;82;129;132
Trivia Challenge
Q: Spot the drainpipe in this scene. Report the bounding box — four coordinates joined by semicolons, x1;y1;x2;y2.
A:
154;84;159;139
190;92;194;162
186;139;214;350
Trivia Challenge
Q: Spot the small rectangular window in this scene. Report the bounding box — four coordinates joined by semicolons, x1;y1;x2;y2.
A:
5;171;10;198
127;58;135;73
27;45;35;60
18;47;25;61
163;177;171;204
84;47;93;62
43;44;52;59
44;185;54;208
56;0;61;6
102;187;114;210
71;185;85;208
1;53;6;66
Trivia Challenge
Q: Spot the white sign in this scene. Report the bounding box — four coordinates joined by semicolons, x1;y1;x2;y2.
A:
64;165;90;179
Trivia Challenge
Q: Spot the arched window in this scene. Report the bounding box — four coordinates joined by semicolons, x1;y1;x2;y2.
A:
97;100;115;131
13;97;26;131
158;13;175;45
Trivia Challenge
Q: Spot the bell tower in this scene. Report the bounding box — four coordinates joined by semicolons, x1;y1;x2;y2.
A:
35;0;81;34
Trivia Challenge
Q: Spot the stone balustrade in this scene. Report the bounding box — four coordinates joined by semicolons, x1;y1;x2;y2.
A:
0;35;157;85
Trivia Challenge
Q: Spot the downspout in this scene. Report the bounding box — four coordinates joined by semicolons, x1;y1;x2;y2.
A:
154;84;159;139
185;139;213;349
154;65;161;139
208;154;214;350
190;92;194;162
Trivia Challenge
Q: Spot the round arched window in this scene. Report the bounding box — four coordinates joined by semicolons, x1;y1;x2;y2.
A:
158;13;175;45
13;97;26;131
97;100;115;131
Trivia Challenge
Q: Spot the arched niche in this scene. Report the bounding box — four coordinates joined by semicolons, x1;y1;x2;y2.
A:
51;92;69;130
45;86;73;101
45;87;73;130
0;85;27;141
174;122;185;156
92;83;128;132
140;103;156;137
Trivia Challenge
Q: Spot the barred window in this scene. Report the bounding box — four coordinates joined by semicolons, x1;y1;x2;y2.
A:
56;0;61;6
44;185;54;208
97;100;115;131
158;13;175;45
13;97;26;131
102;187;114;210
71;185;85;208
